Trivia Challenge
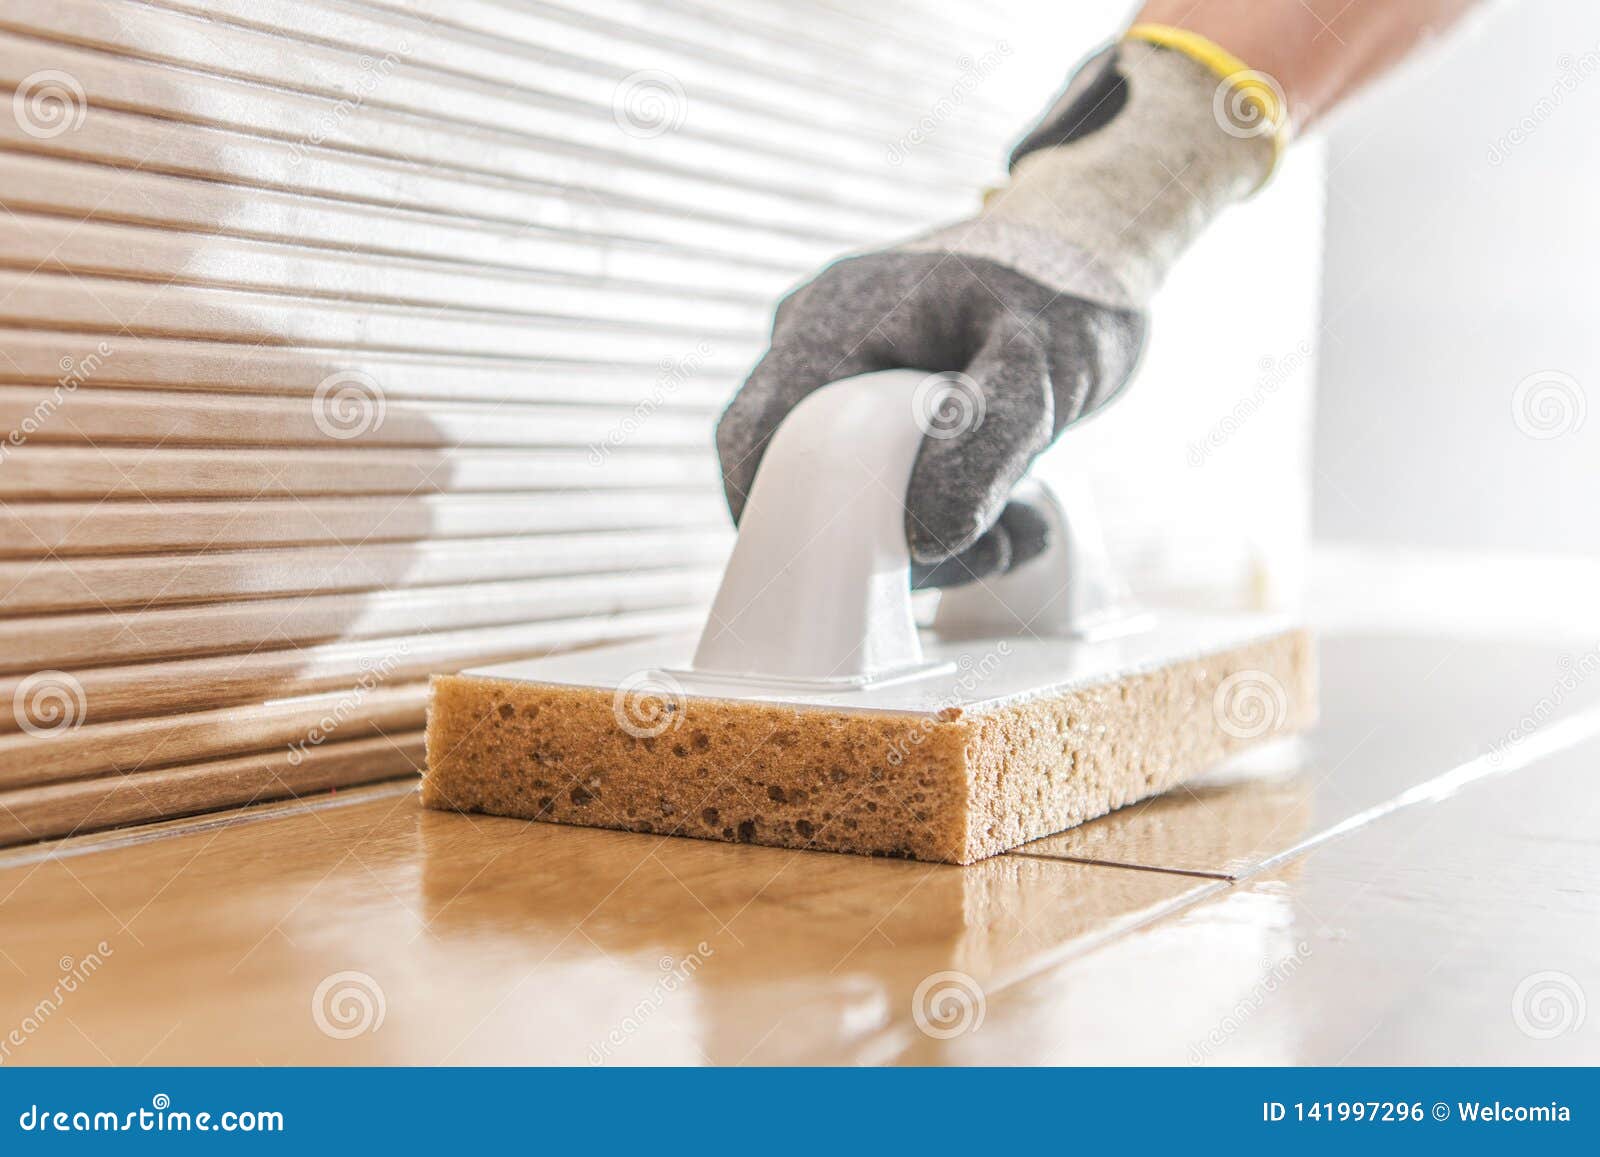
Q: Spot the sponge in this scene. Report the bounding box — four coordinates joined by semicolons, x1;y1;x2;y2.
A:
423;628;1314;864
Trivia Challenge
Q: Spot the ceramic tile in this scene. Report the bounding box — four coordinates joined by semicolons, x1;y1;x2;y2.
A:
1022;632;1600;876
921;736;1600;1064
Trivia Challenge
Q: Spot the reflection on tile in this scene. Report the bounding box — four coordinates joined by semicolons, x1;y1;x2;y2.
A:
0;793;1206;1066
1022;633;1600;877
1021;750;1315;878
930;737;1600;1065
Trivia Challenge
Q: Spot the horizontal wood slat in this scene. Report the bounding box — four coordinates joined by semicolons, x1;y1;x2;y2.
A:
1;569;722;668
0;271;763;359
0;732;425;845
0;387;719;450
0;493;729;556
0;331;745;405
0;531;733;612
0;446;717;499
0;684;427;789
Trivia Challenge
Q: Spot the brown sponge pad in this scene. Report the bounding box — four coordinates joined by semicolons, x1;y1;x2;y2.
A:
424;629;1314;864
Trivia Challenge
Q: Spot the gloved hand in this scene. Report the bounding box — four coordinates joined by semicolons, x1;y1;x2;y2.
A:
717;26;1283;587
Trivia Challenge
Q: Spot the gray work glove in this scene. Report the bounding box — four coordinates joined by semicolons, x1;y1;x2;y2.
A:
717;33;1281;588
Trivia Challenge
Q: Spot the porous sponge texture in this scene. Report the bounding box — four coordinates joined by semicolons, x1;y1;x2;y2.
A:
424;630;1315;864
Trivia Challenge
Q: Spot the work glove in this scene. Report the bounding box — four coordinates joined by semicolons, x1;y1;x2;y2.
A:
716;26;1284;587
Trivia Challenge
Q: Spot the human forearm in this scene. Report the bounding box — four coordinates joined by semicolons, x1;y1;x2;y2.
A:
1133;0;1479;128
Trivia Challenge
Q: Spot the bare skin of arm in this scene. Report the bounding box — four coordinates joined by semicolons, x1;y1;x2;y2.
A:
1135;0;1480;128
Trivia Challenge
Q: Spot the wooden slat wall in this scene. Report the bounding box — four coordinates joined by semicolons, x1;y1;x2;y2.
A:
0;0;1022;843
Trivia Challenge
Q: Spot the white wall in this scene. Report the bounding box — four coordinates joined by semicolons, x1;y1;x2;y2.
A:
1314;0;1600;557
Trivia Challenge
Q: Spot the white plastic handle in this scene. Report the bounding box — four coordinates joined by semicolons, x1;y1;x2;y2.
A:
692;370;935;685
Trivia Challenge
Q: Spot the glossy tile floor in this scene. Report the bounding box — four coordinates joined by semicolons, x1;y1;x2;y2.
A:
2;633;1597;1065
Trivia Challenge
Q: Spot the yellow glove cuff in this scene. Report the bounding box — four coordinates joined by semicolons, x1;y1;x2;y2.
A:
1124;22;1289;183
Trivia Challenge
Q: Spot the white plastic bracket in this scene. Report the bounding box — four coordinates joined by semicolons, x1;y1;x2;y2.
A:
933;473;1153;641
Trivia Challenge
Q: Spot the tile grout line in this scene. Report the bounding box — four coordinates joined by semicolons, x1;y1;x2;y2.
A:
1241;701;1600;882
1012;701;1600;884
1004;849;1234;881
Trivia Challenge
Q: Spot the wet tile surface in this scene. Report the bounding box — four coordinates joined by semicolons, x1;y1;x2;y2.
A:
0;791;1204;1065
1021;633;1600;876
930;736;1600;1064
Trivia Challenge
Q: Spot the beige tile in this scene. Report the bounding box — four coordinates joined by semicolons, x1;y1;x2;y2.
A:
1022;633;1600;876
0;789;1206;1066
922;736;1600;1065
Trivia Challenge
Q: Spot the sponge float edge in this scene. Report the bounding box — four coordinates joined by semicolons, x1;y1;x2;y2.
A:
423;628;1316;864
